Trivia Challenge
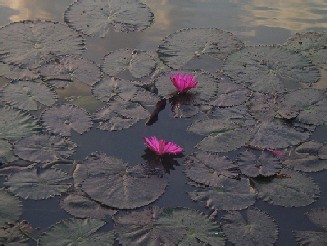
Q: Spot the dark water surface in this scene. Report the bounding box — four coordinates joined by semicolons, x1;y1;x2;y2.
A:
1;0;327;245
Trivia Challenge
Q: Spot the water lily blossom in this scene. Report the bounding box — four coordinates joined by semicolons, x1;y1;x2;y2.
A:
144;136;183;155
170;72;197;93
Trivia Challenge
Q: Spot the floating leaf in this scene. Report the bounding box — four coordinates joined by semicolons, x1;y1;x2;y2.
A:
253;168;319;207
0;189;22;227
250;120;310;149
282;88;326;109
5;168;72;200
39;218;114;246
40;55;101;88
307;208;327;230
94;101;148;131
283;141;327;172
196;127;253;153
189;177;256;211
61;192;117;220
284;31;327;70
158;28;244;69
103;49;157;80
184;152;239;187
13;134;76;163
188;119;236;136
0;20;84;68
41;104;93;136
92;77;137;102
294;231;327;246
0;220;32;245
64;0;154;37
67;95;105;113
114;206;186;246
82;164;167;209
223;46;320;93
0;140;17;163
319;145;327;159
236;150;282;177
0;107;39;141
297;100;327;126
0;62;38;80
1;80;57;111
222;208;278;246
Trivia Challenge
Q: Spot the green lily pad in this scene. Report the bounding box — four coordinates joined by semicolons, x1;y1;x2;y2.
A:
223;46;320;93
0;140;17;163
188;119;238;136
250;120;310;149
283;141;327;172
282;88;326;109
196;127;253;153
0;189;22;227
189;177;256;211
41;104;93;136
60;192;117;220
0;20;84;68
319;144;327;159
66;95;105;113
0;107;39;141
184;152;240;187
236;150;282;177
284;31;327;70
103;49;157;80
0;220;32;245
13;134;76;163
158;28;244;69
307;208;327;230
253;168;319;207
222;208;278;246
64;0;154;37
0;62;39;80
94;101;149;131
294;231;327;246
2;80;57;111
39;218;114;246
40;55;101;88
297;100;327;126
92;77;137;102
5;168;72;200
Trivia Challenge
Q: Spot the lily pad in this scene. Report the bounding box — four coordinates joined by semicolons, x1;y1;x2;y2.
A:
5;168;72;200
250;120;310;149
169;94;201;119
184;152;240;187
39;218;114;246
158;28;244;69
66;95;105;113
103;49;157;80
92;77;137;102
319;145;327;159
61;192;117;220
307;208;327;230
0;220;32;245
282;88;326;109
1;80;57;111
294;231;327;246
0;107;39;141
297;100;327;126
64;0;154;37
0;20;84;68
196;127;253;153
0;140;17;163
223;46;320;93
94;101;149;131
0;189;22;226
189;177;256;211
41;104;93;136
253;168;319;207
222;208;278;246
236;150;282;177
284;31;327;70
188;119;237;136
40;55;101;88
283;141;327;172
13;134;76;163
0;62;39;80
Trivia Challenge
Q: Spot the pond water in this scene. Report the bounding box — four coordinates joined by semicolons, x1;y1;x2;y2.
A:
0;0;327;245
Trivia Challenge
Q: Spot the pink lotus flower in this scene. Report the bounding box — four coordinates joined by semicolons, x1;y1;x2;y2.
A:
144;136;183;155
266;148;284;157
170;72;197;93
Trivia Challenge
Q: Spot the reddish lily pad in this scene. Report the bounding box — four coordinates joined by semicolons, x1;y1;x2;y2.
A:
41;104;93;136
222;208;278;246
158;28;244;69
40;55;101;88
65;0;154;37
1;80;57;111
0;20;84;68
0;189;22;227
13;134;76;163
282;88;326;109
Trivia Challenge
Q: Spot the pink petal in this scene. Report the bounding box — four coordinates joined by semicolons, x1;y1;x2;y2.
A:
266;148;284;157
